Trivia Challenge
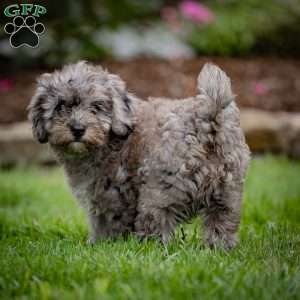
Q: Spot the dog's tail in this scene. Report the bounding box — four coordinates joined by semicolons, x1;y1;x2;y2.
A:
197;63;234;114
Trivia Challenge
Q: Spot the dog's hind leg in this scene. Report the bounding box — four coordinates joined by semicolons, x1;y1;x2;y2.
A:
202;183;243;250
134;188;182;244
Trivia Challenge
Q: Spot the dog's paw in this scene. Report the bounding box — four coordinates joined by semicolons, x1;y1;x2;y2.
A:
135;231;158;242
86;236;97;245
135;231;149;242
206;232;238;251
223;236;238;250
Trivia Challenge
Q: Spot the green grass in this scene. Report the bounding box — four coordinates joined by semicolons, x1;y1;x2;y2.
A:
0;155;300;300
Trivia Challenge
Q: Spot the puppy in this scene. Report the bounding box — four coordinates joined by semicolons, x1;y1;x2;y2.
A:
28;61;250;249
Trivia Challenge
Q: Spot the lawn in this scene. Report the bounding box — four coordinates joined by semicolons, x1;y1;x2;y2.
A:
0;156;300;300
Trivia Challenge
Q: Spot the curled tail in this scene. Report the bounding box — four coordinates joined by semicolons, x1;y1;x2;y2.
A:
197;63;234;111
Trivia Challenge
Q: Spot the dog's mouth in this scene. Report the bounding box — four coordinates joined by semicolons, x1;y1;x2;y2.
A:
67;141;88;154
52;141;93;157
49;128;107;156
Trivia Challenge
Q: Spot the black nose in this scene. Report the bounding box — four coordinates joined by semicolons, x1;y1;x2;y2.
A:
70;123;86;139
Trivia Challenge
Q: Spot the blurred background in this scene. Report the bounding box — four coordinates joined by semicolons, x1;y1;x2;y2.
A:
1;0;300;166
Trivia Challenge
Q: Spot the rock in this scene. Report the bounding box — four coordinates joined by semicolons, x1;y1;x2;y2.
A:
278;113;300;159
240;109;281;152
0;122;55;167
1;109;300;167
241;109;300;158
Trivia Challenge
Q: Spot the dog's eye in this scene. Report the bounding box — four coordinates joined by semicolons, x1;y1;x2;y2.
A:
56;98;66;111
91;102;103;114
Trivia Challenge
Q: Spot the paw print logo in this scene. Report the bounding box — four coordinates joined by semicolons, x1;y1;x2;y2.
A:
4;16;45;48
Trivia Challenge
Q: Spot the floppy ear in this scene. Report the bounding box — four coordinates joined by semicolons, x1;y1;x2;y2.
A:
108;74;135;136
28;75;51;144
28;92;48;143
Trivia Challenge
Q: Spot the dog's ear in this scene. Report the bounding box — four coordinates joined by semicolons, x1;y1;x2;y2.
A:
28;93;48;143
27;74;51;143
108;74;135;136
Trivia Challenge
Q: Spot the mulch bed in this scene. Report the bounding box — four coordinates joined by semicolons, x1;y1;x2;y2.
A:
1;57;300;124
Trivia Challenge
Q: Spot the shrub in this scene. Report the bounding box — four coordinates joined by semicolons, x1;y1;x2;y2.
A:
0;0;299;68
184;0;300;56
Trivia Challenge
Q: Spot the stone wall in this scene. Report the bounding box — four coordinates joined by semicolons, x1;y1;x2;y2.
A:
1;109;300;167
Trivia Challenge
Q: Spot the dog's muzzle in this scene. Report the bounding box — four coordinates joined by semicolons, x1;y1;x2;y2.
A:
69;122;86;141
68;141;88;154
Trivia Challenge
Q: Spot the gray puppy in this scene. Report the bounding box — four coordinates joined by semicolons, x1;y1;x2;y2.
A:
28;61;250;249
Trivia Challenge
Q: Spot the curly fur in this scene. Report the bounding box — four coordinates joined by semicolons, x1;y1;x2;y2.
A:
28;61;250;249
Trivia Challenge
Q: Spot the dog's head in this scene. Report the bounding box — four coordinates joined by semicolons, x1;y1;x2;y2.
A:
28;61;135;156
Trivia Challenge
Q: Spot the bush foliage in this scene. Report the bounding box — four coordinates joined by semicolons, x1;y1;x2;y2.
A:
0;0;299;67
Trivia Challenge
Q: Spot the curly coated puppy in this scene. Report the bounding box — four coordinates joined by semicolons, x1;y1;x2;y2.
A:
28;61;250;249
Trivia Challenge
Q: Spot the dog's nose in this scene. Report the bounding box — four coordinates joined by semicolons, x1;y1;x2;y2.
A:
70;123;86;139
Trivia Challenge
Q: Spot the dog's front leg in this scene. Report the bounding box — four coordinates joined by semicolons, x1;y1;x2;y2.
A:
87;213;112;244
